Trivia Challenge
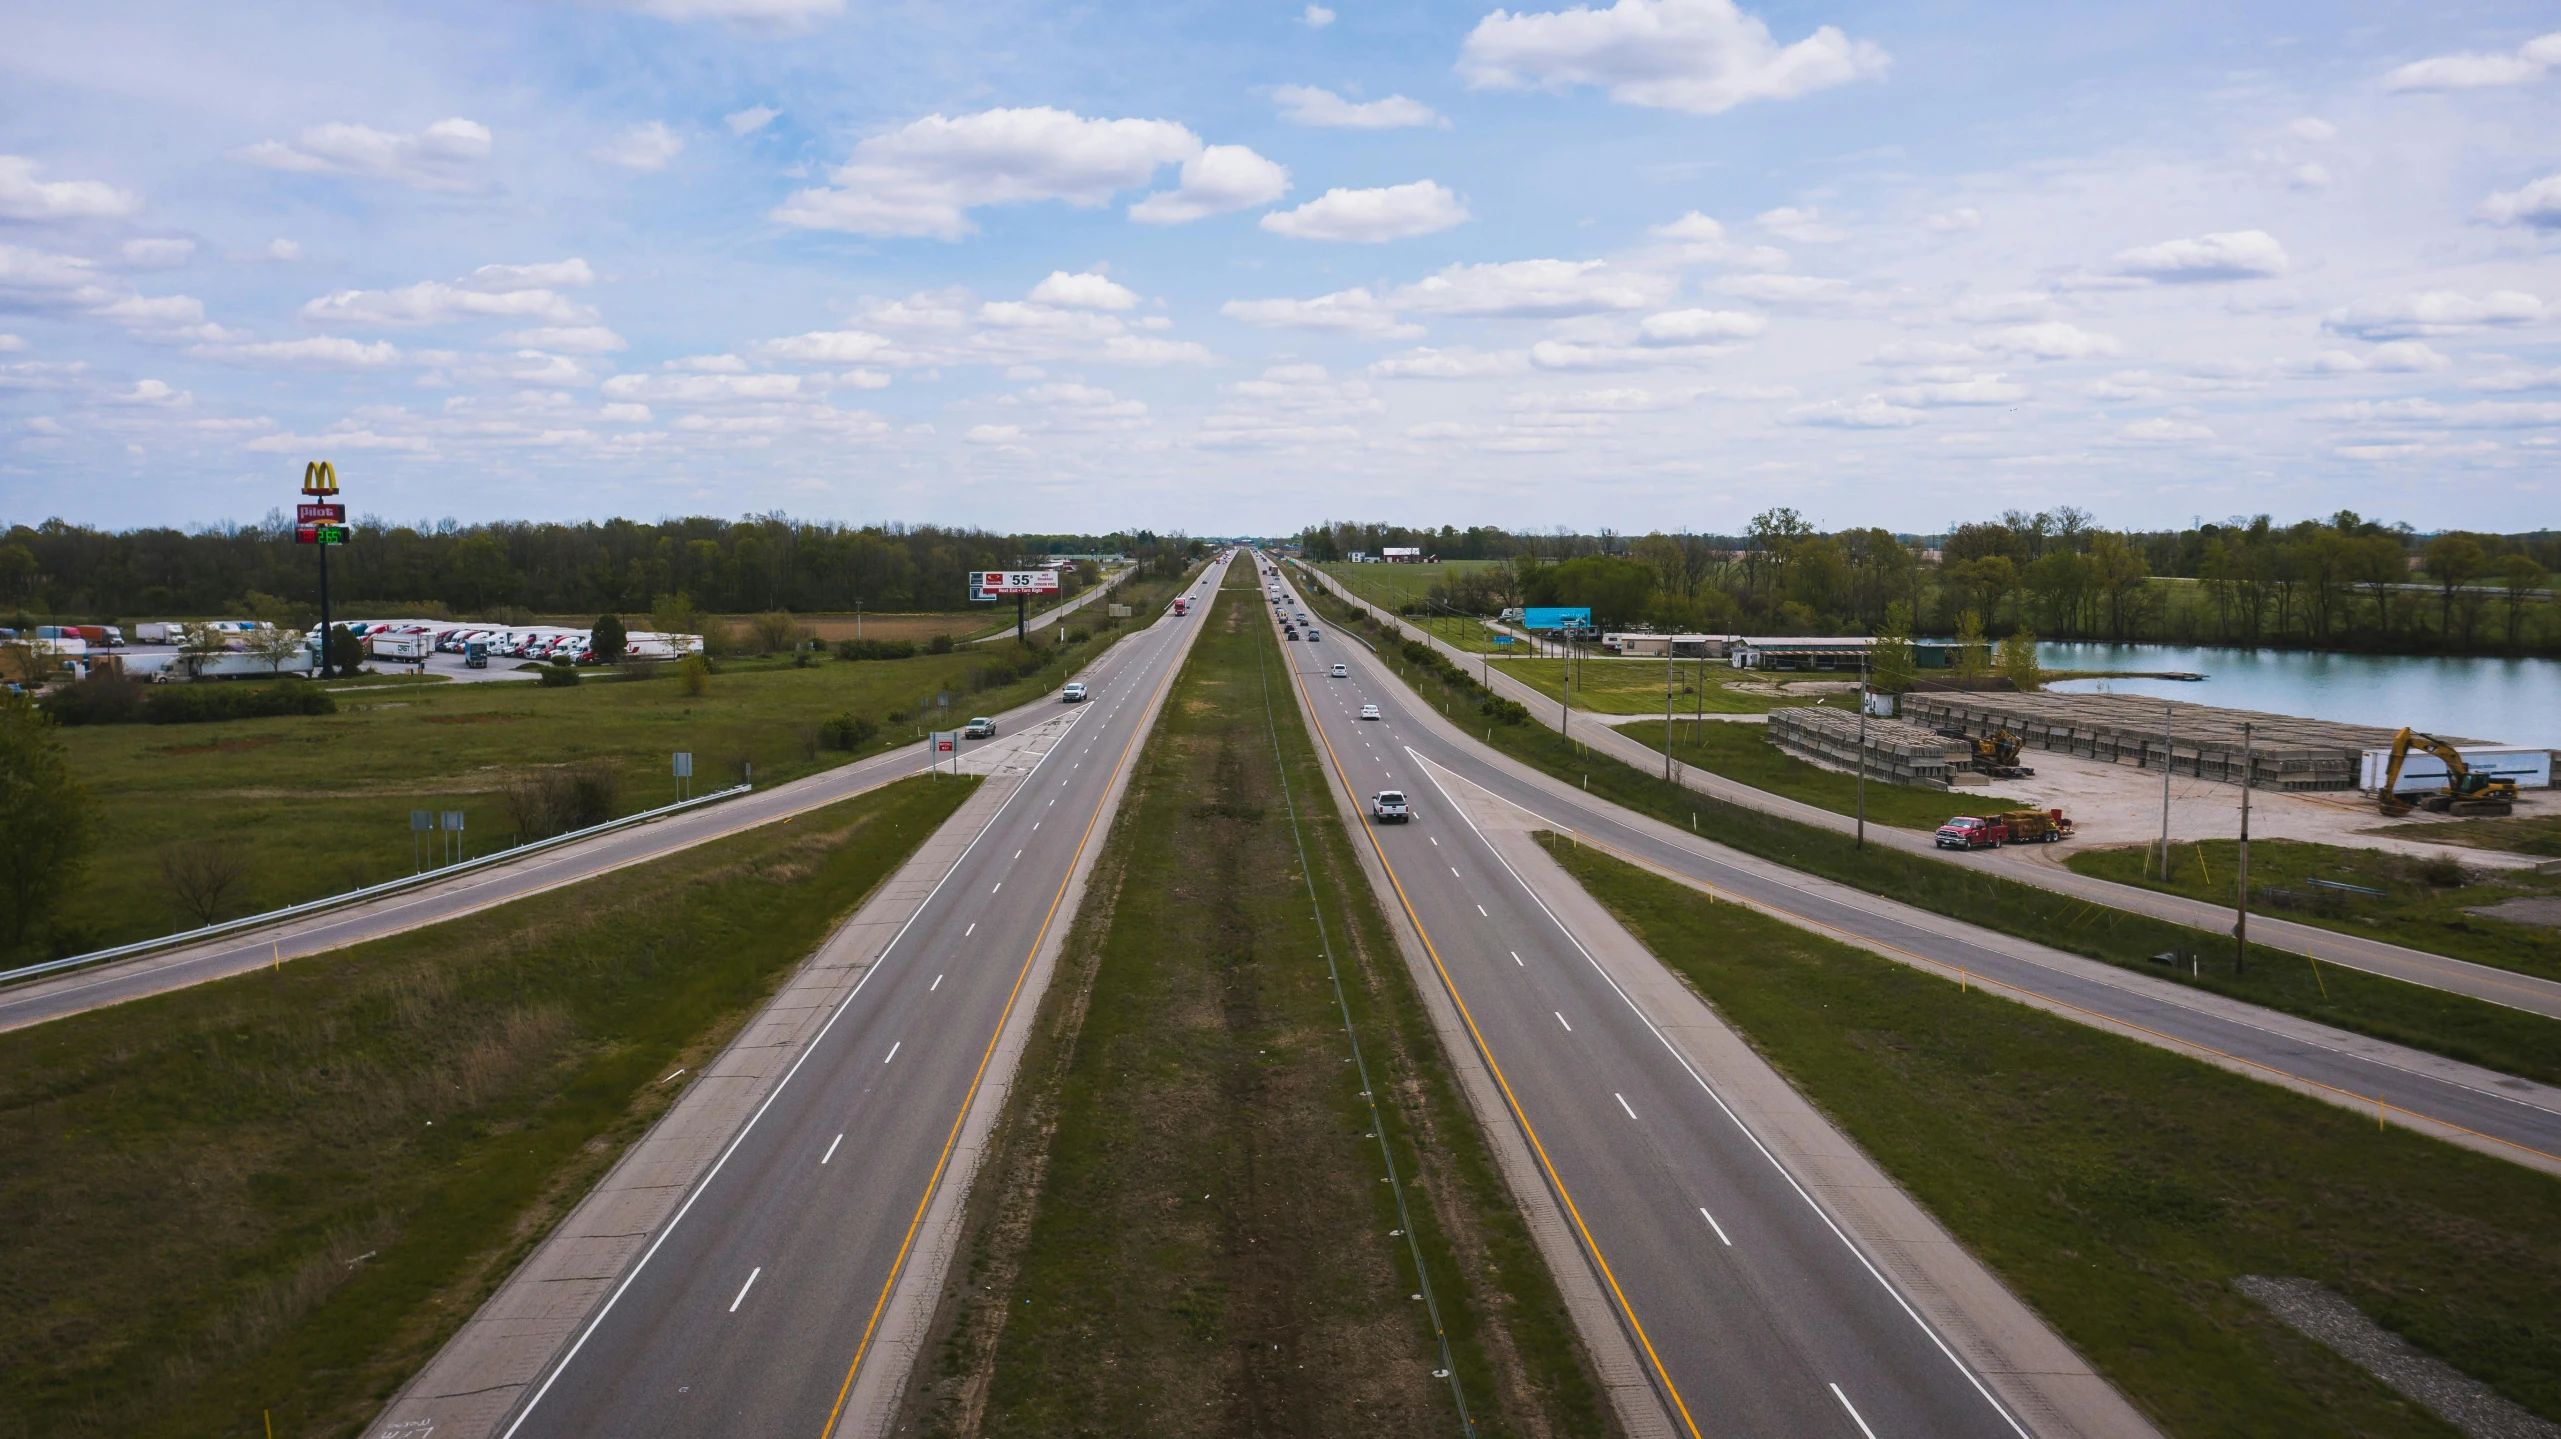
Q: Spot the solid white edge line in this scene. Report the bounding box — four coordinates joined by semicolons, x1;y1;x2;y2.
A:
1830;1382;1880;1439
1411;746;2033;1439
1699;1207;1731;1246
728;1267;761;1314
495;681;1096;1437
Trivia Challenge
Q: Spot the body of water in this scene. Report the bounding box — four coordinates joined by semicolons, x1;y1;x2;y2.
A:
2037;643;2561;749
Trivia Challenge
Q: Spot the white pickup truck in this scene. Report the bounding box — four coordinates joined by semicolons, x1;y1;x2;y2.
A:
1371;790;1409;824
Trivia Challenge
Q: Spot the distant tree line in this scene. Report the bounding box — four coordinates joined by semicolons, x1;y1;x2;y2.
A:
0;516;1201;624
1301;510;2559;656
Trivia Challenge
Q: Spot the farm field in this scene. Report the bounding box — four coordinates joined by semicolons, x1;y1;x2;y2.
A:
22;566;1196;961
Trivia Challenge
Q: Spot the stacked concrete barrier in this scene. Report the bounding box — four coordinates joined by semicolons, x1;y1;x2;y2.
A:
1766;705;1974;788
1898;693;2478;792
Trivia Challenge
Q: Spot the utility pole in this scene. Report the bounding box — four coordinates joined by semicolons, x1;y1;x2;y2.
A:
1664;642;1675;785
2159;700;2174;881
1856;650;1870;850
2236;722;2252;973
317;531;333;680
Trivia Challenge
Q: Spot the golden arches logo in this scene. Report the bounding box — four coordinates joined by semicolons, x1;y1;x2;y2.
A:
301;460;339;496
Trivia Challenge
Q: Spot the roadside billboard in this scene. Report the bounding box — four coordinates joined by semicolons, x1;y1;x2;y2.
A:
971;570;1062;595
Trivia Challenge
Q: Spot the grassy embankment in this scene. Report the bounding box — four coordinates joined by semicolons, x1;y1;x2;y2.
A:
1292;574;2561;1087
2070;839;2561;985
2393;812;2561;859
1627;717;2014;829
900;567;1611;1439
28;565;1195;960
1540;834;2561;1436
0;773;977;1439
1486;657;1826;715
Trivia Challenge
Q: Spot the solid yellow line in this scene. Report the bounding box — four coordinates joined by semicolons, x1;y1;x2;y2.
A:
1558;827;2561;1169
1282;619;1705;1439
818;595;1202;1439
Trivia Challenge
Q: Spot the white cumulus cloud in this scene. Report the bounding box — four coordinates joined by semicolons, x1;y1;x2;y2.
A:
772;107;1209;239
1129;145;1291;224
2382;31;2561;91
1756;205;1842;242
232;118;493;191
2482;172;2561;229
0;156;141;221
303;276;598;328
496;325;628;352
1975;322;2120;359
1459;0;1888;115
2324;289;2547;339
1784;395;1925;428
1273;85;1448;129
1303;4;1335;25
605;0;844;26
1392;258;1669;315
726;106;781;135
1637;307;1765;343
1222;288;1425;340
1029;270;1141;310
189;336;405;368
591;122;685;171
121;238;195;267
2119;417;2214;441
1922;207;1980;233
1261;180;1470;241
2110;229;2289;282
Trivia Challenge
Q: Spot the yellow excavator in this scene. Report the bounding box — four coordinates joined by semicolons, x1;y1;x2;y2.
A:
2377;728;2517;818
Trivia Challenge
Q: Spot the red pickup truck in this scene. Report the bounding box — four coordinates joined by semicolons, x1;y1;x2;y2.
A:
1935;809;2074;850
1935;816;2008;850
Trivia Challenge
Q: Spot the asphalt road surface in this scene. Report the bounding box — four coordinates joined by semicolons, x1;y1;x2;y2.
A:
494;555;1233;1438
1264;571;2026;1438
1264;571;2561;1182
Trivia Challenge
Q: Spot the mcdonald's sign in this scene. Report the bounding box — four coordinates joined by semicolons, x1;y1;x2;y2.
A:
301;460;339;496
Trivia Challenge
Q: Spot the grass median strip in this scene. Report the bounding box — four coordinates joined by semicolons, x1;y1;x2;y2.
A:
1295;577;2561;1089
899;565;1612;1439
1538;832;2561;1437
0;772;976;1439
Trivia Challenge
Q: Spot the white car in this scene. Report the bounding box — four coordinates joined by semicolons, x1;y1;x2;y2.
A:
1359;704;1381;720
1062;681;1088;702
1329;663;1347;678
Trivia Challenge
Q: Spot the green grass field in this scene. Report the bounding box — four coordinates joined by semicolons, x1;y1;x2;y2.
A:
1292;580;2561;1088
1542;834;2561;1437
1490;655;1828;715
904;566;1611;1439
0;773;976;1439
2390;812;2561;859
2069;839;2561;984
27;565;1197;961
1314;560;1503;611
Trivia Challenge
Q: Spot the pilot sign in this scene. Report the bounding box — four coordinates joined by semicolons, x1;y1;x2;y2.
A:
970;570;1061;596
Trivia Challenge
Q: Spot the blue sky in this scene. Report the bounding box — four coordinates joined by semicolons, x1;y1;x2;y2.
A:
1;0;2556;536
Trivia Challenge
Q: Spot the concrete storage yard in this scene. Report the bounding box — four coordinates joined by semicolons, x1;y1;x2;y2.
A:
1903;692;2497;793
1766;705;1974;788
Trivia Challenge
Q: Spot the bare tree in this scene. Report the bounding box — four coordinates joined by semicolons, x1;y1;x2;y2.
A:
159;839;252;927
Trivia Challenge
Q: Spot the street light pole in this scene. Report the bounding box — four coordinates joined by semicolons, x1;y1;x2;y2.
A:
1855;651;1869;850
2159;700;2175;881
2236;722;2253;973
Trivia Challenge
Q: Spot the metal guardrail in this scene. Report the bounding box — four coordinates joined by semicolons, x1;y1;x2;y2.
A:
0;784;755;988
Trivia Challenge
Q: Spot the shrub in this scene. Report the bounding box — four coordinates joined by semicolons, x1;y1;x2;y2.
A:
127;681;337;725
40;672;149;726
1063;627;1090;644
538;665;580;688
500;759;622;841
1479;695;1532;726
676;653;711;697
836;638;919;661
820;712;878;750
928;633;956;655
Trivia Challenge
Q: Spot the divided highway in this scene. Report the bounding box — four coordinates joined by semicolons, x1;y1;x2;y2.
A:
1262;572;2031;1437
1261;570;2561;1179
472;555;1232;1438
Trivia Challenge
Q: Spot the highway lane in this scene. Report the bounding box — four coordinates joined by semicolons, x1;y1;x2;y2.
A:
1289;561;2561;1023
0;582;1201;1035
498;554;1233;1439
1265;570;2561;1178
1260;569;2022;1438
